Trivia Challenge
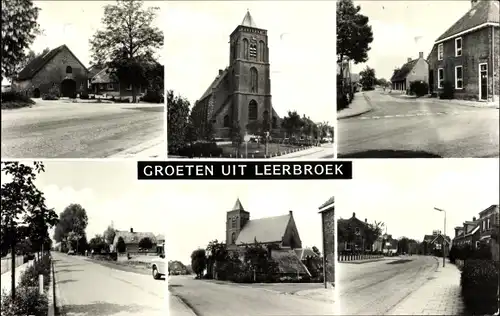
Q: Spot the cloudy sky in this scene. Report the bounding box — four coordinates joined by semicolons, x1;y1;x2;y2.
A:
1;160;167;242
350;1;474;80
3;0;165;85
165;181;335;265
336;159;499;242
165;1;336;124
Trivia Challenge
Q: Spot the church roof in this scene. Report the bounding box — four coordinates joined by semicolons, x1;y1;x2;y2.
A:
198;68;229;102
232;198;245;212
241;10;257;28
236;213;291;245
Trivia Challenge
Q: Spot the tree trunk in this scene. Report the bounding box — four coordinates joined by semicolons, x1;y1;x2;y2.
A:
132;85;137;103
10;220;16;300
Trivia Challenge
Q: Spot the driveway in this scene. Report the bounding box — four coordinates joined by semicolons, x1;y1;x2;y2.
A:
338;91;499;158
1;100;164;158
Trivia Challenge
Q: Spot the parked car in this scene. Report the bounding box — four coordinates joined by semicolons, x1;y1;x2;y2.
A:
151;253;166;280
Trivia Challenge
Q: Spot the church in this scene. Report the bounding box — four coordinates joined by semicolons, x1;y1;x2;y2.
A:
191;11;281;139
225;198;315;278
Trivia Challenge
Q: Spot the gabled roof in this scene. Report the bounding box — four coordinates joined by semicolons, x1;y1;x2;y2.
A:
390;59;418;82
318;196;334;212
91;67;118;84
436;0;500;42
16;45;87;81
241;10;257;28
113;230;157;245
88;65;104;78
198;68;229;103
271;249;310;276
429;234;451;245
236;213;291;245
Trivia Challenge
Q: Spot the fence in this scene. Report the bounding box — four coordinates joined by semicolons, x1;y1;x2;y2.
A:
0;256;24;275
338;254;384;262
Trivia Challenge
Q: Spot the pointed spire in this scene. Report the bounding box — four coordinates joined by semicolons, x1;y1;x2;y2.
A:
241;10;257;28
232;198;245;211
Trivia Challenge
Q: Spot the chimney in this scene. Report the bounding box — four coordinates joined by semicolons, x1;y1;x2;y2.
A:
130;228;134;233
352;212;356;218
219;69;223;75
365;218;367;223
473;216;477;221
407;57;412;63
419;52;424;59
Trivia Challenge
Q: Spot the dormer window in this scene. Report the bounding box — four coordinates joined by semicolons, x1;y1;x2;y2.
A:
455;37;462;57
438;43;443;61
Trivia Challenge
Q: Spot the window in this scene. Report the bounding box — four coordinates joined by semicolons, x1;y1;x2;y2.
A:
66;66;72;74
126;84;132;91
99;83;105;90
455;66;463;89
242;39;249;59
475;241;480;249
438;68;444;89
438;43;443;60
250;67;258;92
231;232;236;244
344;242;351;251
455;37;462;57
107;83;114;90
355;227;360;235
487;218;490;229
223;114;230;128
231;217;237;228
259;41;266;62
249;44;257;58
482;220;486;231
272;116;277;129
248;100;258;120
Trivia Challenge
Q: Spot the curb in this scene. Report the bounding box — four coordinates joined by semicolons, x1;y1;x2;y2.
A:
339;258;386;265
53;260;64;315
48;260;55;316
337;93;373;120
169;293;199;316
108;137;164;158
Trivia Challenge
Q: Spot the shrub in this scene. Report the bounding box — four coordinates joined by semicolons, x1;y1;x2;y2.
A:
80;92;89;100
1;92;35;109
0;286;48;316
141;90;163;103
177;142;223;158
461;259;498;315
409;81;429;97
439;81;455;99
19;254;51;290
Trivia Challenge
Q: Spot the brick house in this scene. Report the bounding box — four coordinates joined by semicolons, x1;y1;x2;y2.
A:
190;11;281;139
112;228;158;254
427;0;499;101
390;52;429;92
225;198;310;278
337;212;372;253
319;196;335;286
422;230;451;255
12;44;88;98
453;204;499;250
89;67;147;99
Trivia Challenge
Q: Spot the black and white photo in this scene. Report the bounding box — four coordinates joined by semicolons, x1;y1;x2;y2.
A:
337;0;499;158
336;159;499;315
1;0;165;159
166;1;335;159
166;181;336;316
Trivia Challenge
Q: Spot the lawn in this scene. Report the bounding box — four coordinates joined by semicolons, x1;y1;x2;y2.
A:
218;142;314;158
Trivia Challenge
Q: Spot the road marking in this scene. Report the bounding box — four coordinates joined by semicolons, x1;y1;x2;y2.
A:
357;110;479;120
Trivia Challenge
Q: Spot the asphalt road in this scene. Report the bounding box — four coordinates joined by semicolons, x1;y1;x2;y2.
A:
168;275;335;316
53;252;165;316
338;256;438;315
1;100;164;158
338;92;499;158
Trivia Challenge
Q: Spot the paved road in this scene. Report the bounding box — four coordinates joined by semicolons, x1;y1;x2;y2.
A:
338;92;499;158
338;256;438;315
53;252;165;316
1;100;164;158
169;275;335;316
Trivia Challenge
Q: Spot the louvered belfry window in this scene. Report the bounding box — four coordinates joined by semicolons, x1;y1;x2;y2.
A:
249;44;257;58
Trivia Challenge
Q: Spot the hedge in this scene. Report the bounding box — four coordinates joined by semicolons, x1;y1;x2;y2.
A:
460;259;498;315
177;142;223;158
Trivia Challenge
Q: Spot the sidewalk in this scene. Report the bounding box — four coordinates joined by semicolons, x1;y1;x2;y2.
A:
385;91;499;109
388;258;464;315
169;293;197;316
293;284;335;303
270;144;334;159
109;136;165;158
0;260;34;300
338;92;373;119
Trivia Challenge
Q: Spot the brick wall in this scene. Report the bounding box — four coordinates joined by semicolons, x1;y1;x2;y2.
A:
322;207;335;285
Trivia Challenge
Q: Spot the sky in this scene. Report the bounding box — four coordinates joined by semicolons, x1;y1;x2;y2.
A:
1;160;167;242
165;181;336;265
165;1;336;124
336;159;499;242
350;1;474;80
2;0;165;85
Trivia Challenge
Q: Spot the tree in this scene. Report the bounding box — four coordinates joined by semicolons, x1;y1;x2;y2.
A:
184;116;199;148
312;246;321;257
103;224;116;245
53;204;88;253
89;0;164;102
281;111;303;139
364;221;384;252
167;90;190;154
138;237;153;250
23;193;58;258
243;242;279;282
1;0;41;81
116;236;126;253
359;66;376;90
89;234;107;253
191;248;207;279
205;240;228;279
16;47;50;74
1;161;53;300
397;237;410;254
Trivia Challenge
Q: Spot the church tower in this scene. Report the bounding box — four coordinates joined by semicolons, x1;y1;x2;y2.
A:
228;11;272;134
226;198;250;248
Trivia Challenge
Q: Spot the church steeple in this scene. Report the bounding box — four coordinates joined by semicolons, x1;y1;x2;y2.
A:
241;10;257;28
226;198;250;248
232;197;245;211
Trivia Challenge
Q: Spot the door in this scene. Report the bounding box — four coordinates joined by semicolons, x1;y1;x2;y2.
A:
479;63;488;100
428;70;434;94
61;79;76;98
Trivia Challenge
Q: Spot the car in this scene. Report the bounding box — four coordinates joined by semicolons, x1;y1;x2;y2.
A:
151;253;166;280
67;250;75;255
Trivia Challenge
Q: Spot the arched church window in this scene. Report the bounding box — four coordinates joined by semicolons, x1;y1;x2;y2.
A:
66;66;72;74
232;217;237;228
259;41;265;62
243;39;249;59
248;100;258;121
231;232;236;244
272;116;277;129
223;115;230;128
250;67;258;93
249;43;257;58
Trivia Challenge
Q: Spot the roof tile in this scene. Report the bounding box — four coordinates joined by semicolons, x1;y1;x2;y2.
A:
236;214;290;245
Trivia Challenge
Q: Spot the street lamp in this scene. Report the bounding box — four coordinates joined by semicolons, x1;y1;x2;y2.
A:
434;207;447;267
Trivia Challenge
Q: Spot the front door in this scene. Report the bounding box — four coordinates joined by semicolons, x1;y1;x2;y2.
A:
428;70;434;94
479;63;488;100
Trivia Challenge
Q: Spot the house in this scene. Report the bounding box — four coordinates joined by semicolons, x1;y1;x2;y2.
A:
190;11;281;139
337;212;374;253
319;196;335;285
12;44;88;98
373;233;398;254
427;0;499;101
112;228;158;254
422;230;451;255
89;67;147;99
225;198;310;277
478;204;499;244
390;52;429;92
453;204;499;250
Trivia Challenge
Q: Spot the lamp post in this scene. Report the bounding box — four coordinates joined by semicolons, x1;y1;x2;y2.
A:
434;207;446;267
